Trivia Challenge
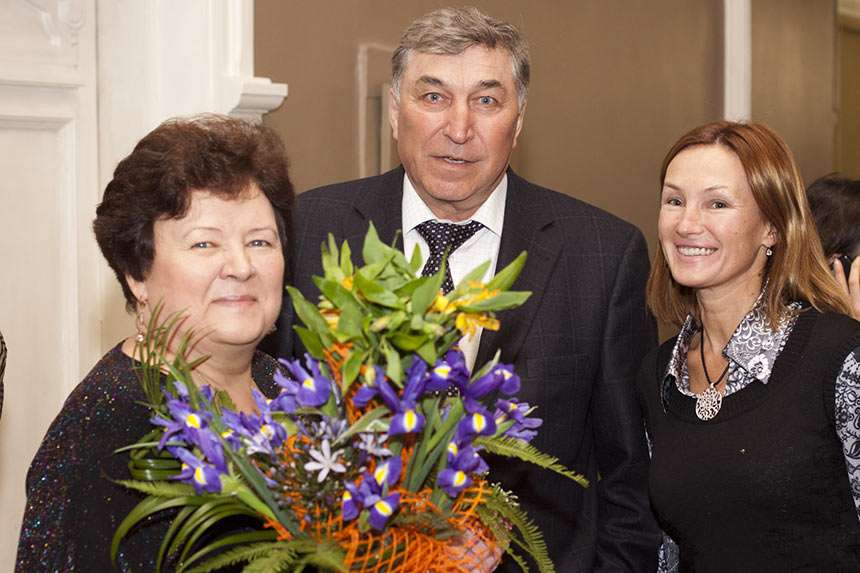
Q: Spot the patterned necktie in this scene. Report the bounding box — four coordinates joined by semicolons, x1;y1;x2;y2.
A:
416;220;484;293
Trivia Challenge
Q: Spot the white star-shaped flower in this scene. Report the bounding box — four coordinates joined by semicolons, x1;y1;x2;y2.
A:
304;439;346;482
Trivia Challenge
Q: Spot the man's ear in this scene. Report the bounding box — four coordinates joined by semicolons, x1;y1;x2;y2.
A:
512;99;527;149
389;87;400;141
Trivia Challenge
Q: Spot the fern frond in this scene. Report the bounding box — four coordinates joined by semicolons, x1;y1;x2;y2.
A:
481;484;555;572
113;479;194;498
475;436;589;487
180;539;284;573
242;548;299;573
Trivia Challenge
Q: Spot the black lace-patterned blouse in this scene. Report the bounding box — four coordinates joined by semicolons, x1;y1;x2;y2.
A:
16;343;281;572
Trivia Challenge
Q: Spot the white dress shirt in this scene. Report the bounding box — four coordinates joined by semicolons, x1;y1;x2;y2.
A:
401;173;507;371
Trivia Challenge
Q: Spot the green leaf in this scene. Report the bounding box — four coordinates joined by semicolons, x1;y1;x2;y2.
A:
415;339;437;366
113;479;193;498
340;347;367;391
408;243;423;272
321;236;342;280
336;300;365;340
475;435;589;488
393;275;429;299
458;291;532;312
411;270;444;315
112;496;201;564
177;501;259;566
339;238;354;277
333;405;390;446
287;286;332;333
179;536;282;573
389;331;430;352
487;251;527;291
354;270;405;309
381;340;403;384
361;222;386;265
480;484;555;572
293;326;324;358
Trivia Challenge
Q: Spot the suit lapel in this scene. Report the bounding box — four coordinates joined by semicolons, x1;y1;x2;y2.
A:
341;167;405;253
476;170;561;366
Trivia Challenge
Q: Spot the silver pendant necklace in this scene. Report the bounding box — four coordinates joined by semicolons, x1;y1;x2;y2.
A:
695;326;729;421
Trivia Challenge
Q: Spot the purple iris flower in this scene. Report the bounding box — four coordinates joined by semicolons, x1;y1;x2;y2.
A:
169;446;223;494
455;410;497;442
224;389;288;456
194;427;228;474
341;485;360;521
425;349;470;394
368;492;400;530
151;398;212;451
437;467;472;497
438;441;490;497
446;442;488;475
218;410;247;451
372;456;402;489
352;365;387;409
494;399;543;444
341;456;403;525
375;361;427;435
276;354;330;407
470;363;520;397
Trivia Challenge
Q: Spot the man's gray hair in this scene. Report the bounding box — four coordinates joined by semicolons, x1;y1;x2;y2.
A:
392;6;530;108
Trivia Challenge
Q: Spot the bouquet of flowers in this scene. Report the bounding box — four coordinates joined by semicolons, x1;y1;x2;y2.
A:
113;224;587;572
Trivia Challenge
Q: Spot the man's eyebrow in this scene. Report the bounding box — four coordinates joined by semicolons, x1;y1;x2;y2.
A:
479;79;503;90
417;75;445;88
415;77;506;91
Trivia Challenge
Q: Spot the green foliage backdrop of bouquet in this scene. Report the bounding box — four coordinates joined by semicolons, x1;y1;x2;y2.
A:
113;224;587;572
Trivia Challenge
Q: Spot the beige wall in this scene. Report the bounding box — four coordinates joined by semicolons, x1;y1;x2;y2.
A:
752;0;838;182
837;15;860;177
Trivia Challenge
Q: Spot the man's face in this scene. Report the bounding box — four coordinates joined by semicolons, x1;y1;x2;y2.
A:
390;46;526;221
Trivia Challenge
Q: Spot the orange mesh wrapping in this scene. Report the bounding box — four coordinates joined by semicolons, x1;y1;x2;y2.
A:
264;483;497;572
262;346;499;571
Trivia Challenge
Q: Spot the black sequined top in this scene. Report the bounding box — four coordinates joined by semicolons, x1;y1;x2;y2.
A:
15;343;281;572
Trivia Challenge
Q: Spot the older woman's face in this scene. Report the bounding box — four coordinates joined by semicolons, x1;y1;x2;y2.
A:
659;144;775;299
128;184;284;350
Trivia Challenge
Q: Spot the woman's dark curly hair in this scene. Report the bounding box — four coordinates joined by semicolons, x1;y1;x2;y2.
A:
94;114;294;311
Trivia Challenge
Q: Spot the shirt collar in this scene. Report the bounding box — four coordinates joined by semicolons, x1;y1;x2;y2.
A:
401;172;507;237
661;295;800;410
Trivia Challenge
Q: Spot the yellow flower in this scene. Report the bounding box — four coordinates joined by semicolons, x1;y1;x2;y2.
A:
432;293;455;314
456;312;500;341
462;282;499;304
321;309;340;329
342;276;354;290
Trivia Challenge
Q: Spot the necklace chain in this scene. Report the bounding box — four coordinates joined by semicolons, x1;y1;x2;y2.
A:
695;325;728;421
699;326;729;387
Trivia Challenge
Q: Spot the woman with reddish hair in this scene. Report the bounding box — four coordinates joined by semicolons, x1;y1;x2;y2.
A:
638;121;860;571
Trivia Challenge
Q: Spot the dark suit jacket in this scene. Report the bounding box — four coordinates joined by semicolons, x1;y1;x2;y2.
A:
263;166;660;572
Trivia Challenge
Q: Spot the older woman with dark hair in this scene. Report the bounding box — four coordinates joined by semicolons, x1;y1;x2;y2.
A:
16;115;294;570
807;173;860;320
637;121;860;571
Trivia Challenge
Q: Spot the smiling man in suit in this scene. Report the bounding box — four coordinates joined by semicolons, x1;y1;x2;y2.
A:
265;6;659;571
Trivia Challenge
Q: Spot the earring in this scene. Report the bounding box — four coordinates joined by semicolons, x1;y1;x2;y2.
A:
135;299;148;343
766;247;773;257
268;323;277;334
